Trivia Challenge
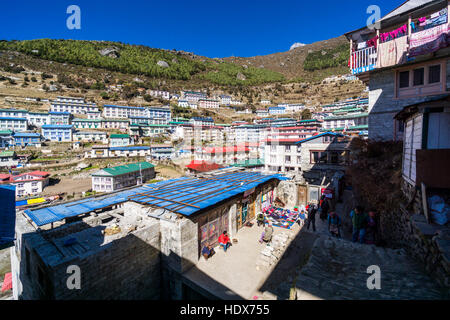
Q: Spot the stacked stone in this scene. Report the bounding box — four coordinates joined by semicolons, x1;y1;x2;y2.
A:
256;233;290;269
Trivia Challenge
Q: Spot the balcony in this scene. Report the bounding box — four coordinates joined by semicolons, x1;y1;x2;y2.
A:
350;46;377;75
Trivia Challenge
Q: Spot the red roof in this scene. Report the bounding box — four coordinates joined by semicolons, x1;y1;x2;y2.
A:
186;160;224;173
0;171;50;183
202;146;249;154
1;272;12;292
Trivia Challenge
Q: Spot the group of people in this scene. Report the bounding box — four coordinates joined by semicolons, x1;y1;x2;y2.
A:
201;231;232;260
350;206;378;244
201;203;379;261
297;200;343;238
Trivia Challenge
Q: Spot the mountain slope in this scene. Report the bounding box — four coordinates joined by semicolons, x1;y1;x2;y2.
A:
224;36;349;81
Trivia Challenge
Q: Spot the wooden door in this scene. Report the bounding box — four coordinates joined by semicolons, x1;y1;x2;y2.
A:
297;185;307;206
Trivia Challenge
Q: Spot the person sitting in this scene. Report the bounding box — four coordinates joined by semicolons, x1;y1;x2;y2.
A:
201;242;215;260
218;231;232;252
259;222;274;244
256;212;265;227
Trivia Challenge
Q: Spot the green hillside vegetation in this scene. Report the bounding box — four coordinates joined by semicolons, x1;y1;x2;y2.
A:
303;43;349;71
201;61;285;86
0;39;284;86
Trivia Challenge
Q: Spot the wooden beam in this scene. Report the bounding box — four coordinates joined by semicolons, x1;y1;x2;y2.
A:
421;182;431;224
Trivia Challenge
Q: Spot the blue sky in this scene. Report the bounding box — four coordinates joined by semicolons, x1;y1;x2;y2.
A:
0;0;402;58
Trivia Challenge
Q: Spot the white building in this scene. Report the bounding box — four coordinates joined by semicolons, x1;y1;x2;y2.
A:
27;112;50;127
198;99;220;109
0;117;28;132
0;171;50;197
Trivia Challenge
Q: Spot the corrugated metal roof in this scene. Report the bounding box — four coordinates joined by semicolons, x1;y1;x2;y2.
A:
93;162;154;177
25;172;287;226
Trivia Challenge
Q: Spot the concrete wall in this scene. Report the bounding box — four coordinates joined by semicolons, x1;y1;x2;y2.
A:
368;57;450;141
12;207;162;300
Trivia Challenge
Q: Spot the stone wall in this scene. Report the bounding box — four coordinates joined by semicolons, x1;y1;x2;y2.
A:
343;183;450;288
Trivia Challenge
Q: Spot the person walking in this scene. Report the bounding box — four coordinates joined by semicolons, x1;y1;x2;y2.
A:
365;211;379;245
306;203;317;232
350;206;368;244
327;211;342;238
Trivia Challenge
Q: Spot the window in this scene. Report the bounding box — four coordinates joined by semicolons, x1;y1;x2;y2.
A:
285;156;291;164
311;151;328;164
413;68;424;86
399;71;409;88
428;65;441;84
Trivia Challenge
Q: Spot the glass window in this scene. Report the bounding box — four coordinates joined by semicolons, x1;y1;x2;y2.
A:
428;65;441;84
413;68;424;86
399;71;409;88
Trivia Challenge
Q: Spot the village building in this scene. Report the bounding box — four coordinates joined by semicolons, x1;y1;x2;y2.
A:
149;90;170;100
84;145;110;159
260;99;271;105
49;112;71;125
109;134;132;147
189;117;214;126
0;117;28;132
233;124;268;144
268;106;286;115
195;146;250;165
129;124;171;137
198;99;220;109
109;146;151;158
345;0;450;141
72;118;102;129
0;170;50;197
86;111;102;119
219;94;232;105
91;162;155;193
394;95;450;190
182;90;207;102
0;108;28;119
177;100;190;108
0;151;19;167
101;119;129;130
13;132;43;147
41;125;73;142
73;131;108;143
0;130;14;148
27;112;50;127
11;170;284;299
50;97;98;114
148;144;174;160
256;109;269;117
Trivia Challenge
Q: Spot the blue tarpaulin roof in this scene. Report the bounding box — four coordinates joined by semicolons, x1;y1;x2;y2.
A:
0;185;16;246
24;172;287;226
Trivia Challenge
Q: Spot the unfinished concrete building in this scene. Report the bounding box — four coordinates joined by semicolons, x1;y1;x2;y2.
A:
11;169;285;300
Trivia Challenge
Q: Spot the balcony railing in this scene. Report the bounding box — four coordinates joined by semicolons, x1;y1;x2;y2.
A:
350;46;377;75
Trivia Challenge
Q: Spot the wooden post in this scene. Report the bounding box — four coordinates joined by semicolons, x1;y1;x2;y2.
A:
421;182;431;224
349;39;353;71
407;15;412;52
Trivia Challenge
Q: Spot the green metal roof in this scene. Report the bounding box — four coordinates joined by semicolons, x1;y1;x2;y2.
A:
110;134;130;139
0;151;15;157
0;130;13;135
93;162;154;177
232;159;264;167
73;118;102;122
324;112;369;121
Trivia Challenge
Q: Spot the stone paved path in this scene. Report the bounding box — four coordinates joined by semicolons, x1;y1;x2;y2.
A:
260;204;449;300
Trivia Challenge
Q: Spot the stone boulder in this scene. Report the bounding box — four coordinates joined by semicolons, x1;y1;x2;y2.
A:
157;60;169;68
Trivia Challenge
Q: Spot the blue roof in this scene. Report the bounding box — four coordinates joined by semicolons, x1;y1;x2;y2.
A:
192;117;214;121
0;117;27;121
25;172;286;226
110;146;150;151
13;132;41;137
49;111;71;115
104;104;145;110
294;132;344;145
42;125;73;129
